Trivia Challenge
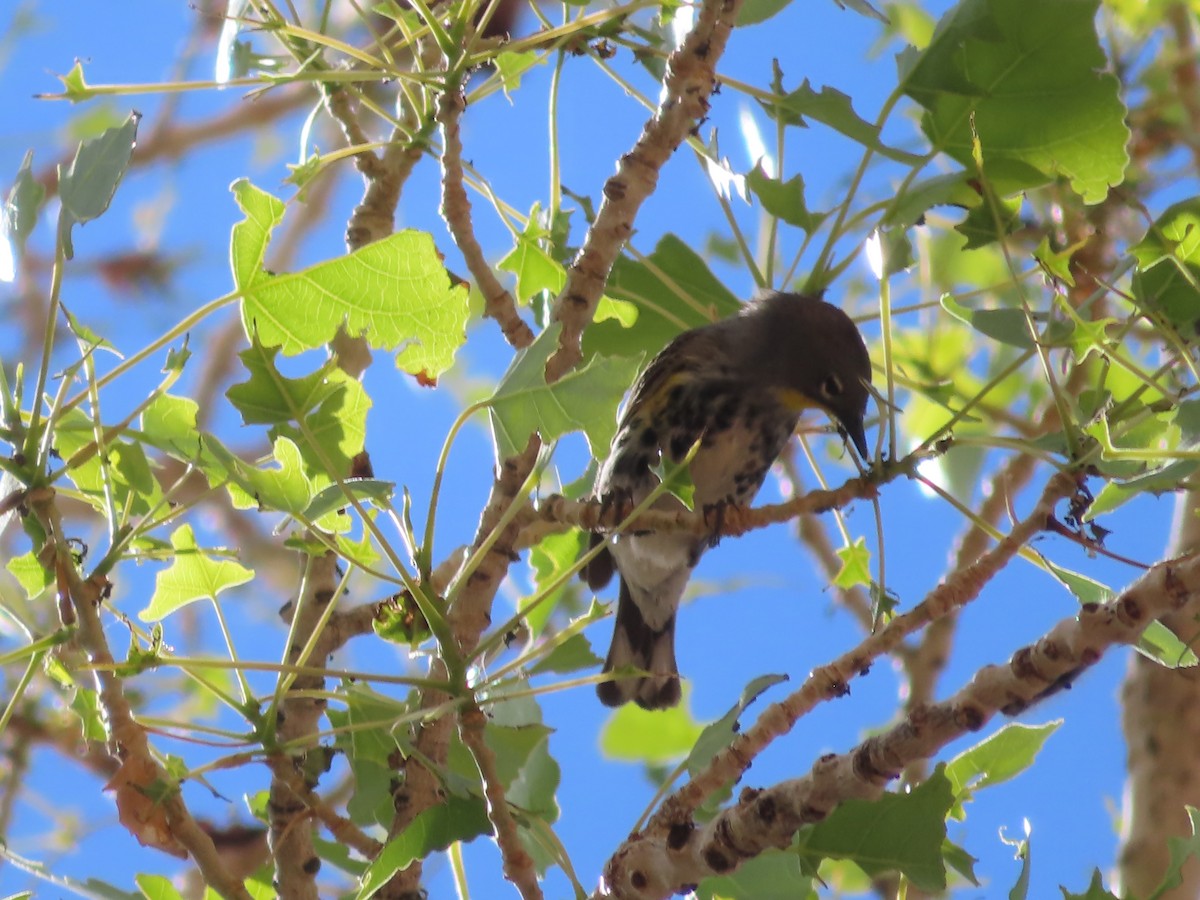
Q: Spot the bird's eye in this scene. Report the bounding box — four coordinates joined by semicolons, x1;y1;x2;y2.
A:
820;374;843;398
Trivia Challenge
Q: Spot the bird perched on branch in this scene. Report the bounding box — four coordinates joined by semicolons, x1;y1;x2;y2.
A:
582;291;872;710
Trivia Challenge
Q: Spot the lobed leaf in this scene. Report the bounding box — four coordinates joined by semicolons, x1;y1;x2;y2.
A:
902;0;1129;203
231;180;469;379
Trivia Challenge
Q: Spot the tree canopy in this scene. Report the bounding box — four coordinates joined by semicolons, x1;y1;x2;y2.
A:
2;1;1200;898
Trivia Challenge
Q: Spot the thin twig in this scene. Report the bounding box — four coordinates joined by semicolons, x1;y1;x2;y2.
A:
28;488;252;900
459;701;543;899
438;78;533;349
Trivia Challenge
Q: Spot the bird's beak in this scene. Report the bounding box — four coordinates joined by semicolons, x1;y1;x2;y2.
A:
839;416;870;461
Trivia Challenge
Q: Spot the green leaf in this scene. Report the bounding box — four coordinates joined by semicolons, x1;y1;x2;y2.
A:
303;478;394;521
356;796;490;898
600;688;706;764
650;450;697;510
745;165;825;231
1061;869;1119;900
1002;821;1032;900
142;399;318;516
686;673;786;775
7;551;54;598
955;194;1022;250
761;75;919;164
527;631;604;676
54;60;96;102
1042;560;1114;606
902;0;1129;202
1135;620;1200;669
226;344;343;426
582;234;742;361
833;538;871;589
487;322;643;459
881;172;976;231
526;529;588;637
943;839;980;886
226;339;372;481
697;849;813;899
328;683;409;829
797;767;955;891
836;0;888;22
70;687;108;741
230;180;469;379
940;295;1034;348
1148;808;1200;900
872;225;915;276
945;722;1060;818
215;437;315;516
736;0;792;27
495;50;542;98
1131;199;1200;332
497;216;566;303
57;111;140;259
140;524;254;621
1173;400;1200;448
4;150;46;260
135;873;186;900
1033;236;1077;287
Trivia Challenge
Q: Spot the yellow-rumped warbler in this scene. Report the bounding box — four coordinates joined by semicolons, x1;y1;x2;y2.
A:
583;291;872;709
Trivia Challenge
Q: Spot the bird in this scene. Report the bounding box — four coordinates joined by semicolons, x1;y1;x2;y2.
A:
582;291;872;710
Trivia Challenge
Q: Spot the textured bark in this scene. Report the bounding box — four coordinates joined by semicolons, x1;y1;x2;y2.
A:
1117;490;1200;898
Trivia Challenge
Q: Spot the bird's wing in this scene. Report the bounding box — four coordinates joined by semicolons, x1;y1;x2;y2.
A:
618;327;725;429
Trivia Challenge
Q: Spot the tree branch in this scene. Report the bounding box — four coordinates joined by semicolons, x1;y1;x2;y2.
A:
548;0;744;381
27;488;251;900
439;77;534;349
599;547;1200;899
653;471;1071;826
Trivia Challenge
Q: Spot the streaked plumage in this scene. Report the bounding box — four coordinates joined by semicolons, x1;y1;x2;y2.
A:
583;291;872;709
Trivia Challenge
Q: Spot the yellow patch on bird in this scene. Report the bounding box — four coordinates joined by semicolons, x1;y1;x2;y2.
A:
773;386;822;413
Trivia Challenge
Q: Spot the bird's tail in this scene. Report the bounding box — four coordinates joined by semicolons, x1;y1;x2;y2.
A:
597;578;680;710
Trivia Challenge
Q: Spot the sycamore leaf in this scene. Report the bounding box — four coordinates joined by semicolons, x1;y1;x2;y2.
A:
495;50;541;98
1061;869;1119;900
230;180;468;379
1148;808;1200;900
833;537;871;589
226;342;343;426
140;524;253;621
761;75;920;164
945;722;1060;818
600;687;705;764
686;673;786;775
525;529;588;637
796;767;955;891
4;151;45;267
140;397;318;518
902;0;1129;202
745;165;825;231
697;850;812;899
582;234;742;360
498;219;565;304
356;797;490;898
303;478;394;521
487;323;642;460
1131;198;1200;332
328;683;410;829
57;112;140;259
226;339;371;482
